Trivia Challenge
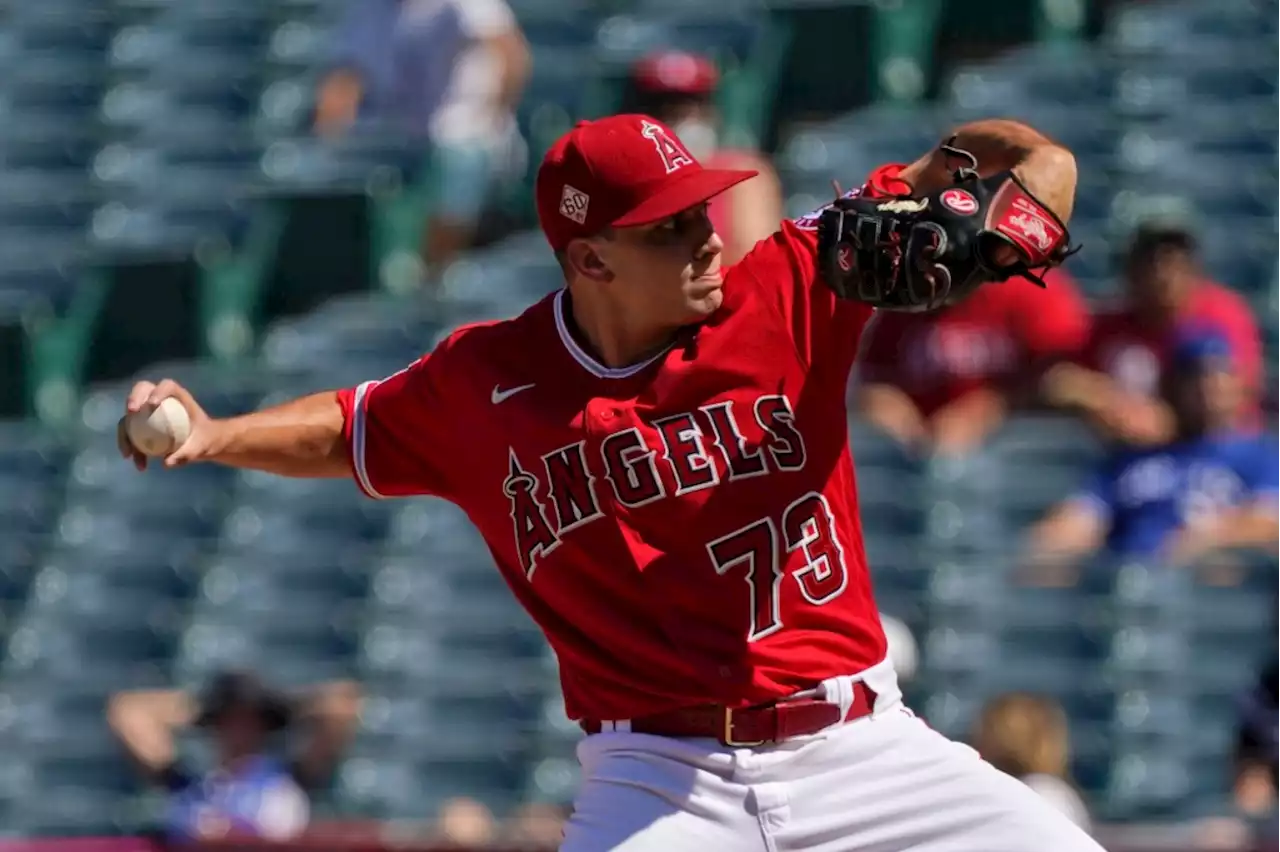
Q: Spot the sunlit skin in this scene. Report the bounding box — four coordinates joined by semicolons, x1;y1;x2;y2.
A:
560;202;725;368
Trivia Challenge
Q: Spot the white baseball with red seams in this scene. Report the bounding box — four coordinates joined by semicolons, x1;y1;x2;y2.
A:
124;397;191;457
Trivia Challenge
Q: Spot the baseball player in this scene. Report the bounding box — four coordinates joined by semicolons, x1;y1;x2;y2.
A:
119;114;1104;851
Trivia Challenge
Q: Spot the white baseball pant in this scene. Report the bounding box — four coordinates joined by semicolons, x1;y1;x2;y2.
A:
561;660;1105;852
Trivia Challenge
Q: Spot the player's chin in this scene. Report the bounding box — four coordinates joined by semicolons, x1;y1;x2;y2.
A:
686;285;724;316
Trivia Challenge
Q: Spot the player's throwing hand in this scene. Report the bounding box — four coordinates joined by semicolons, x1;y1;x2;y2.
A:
117;379;211;471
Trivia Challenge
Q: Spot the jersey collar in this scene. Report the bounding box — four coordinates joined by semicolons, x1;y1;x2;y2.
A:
553;289;674;380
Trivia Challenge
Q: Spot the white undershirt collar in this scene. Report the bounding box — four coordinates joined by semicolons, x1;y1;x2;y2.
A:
553;289;674;379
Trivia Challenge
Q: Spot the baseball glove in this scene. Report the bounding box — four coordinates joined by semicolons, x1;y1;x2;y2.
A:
817;140;1078;311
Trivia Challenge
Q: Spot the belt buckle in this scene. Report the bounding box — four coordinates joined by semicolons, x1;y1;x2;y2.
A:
722;707;766;747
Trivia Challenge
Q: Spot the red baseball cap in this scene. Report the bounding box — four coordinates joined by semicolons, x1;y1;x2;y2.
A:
535;114;757;251
632;51;719;97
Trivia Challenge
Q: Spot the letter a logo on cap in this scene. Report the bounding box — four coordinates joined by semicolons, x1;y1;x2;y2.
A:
640;120;694;174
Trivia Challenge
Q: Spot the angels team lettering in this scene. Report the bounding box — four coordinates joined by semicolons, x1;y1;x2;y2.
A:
504;394;806;578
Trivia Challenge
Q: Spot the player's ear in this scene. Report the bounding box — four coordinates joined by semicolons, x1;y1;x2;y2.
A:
566;239;614;283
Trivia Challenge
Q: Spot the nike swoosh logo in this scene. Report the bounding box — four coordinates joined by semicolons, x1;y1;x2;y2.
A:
491;383;536;404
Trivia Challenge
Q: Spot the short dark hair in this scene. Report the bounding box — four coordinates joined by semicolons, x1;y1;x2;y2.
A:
1126;223;1198;265
195;669;293;731
624;89;710;122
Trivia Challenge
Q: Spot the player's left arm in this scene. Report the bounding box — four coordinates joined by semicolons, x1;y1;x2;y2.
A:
733;118;1076;370
898;118;1077;224
817;118;1078;315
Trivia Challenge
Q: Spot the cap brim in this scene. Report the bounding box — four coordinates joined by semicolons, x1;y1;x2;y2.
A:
612;168;758;228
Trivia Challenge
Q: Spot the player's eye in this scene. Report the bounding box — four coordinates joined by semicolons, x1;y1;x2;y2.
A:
648;205;710;241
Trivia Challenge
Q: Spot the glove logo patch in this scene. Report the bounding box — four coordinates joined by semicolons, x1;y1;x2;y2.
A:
996;196;1064;262
837;243;855;273
877;198;928;214
940;188;979;216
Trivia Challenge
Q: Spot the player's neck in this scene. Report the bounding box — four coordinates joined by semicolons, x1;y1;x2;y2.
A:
563;287;681;369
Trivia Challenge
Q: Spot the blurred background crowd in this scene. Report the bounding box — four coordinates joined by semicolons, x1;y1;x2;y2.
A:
0;0;1275;850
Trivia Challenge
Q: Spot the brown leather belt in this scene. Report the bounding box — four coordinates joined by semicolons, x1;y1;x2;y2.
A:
580;681;877;746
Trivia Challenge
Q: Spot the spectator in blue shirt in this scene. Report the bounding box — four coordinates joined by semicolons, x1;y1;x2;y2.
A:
312;0;531;275
108;670;361;844
1027;327;1279;567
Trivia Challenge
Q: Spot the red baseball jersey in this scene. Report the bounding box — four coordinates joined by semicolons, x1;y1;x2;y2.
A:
1084;280;1262;402
860;266;1090;416
336;178;898;722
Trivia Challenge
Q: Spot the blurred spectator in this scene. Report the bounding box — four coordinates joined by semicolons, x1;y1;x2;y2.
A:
626;50;783;265
501;801;570;849
1027;328;1279;569
853;267;1090;457
314;0;532;273
1043;223;1263;445
107;671;361;844
433;796;498;847
971;693;1092;833
1233;660;1278;818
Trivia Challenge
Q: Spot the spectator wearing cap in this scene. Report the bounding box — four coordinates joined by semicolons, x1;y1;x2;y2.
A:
1043;223;1263;445
107;670;362;844
314;0;532;275
626;50;782;265
1027;327;1278;569
852;264;1090;457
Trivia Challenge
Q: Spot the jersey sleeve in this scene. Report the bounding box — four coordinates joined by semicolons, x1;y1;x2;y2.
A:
335;332;468;501
733;168;909;370
325;0;389;75
1242;440;1280;504
1070;463;1116;524
452;0;516;37
1214;286;1264;397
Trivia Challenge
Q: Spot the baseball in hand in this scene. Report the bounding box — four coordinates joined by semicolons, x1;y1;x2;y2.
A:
124;397;192;457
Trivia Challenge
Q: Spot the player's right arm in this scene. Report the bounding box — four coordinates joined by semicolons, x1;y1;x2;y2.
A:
120;332;469;499
119;382;351;478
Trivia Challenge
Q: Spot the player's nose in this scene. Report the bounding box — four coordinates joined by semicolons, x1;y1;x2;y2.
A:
695;227;723;262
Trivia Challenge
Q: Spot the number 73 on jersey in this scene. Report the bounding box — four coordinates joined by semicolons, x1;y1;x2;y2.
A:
706;491;851;642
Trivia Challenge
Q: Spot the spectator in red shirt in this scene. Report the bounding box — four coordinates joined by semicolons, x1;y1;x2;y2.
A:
853;266;1090;456
1043;223;1263;444
626;50;783;265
